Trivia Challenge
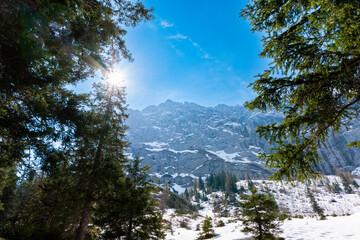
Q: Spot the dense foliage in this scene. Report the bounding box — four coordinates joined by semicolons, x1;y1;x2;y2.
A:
0;0;165;239
241;0;360;181
0;0;152;175
93;157;165;240
206;172;238;196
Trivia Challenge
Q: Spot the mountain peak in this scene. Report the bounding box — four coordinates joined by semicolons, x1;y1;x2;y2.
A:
164;99;177;104
158;99;183;109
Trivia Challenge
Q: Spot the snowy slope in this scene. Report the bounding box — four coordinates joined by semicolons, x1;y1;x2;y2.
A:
165;213;360;240
163;176;360;240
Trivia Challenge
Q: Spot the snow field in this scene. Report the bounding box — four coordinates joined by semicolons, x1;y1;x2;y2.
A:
164;176;360;240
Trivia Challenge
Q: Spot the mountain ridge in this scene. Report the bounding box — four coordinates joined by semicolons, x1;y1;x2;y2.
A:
126;100;360;186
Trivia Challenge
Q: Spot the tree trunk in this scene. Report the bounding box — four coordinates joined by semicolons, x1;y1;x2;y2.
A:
126;219;133;240
258;222;263;240
45;206;55;230
76;199;93;240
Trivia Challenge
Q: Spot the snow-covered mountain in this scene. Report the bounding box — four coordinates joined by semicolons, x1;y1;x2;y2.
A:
126;100;360;185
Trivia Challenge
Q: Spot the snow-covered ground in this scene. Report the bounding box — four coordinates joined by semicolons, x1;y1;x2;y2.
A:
165;212;360;240
164;176;360;240
282;212;360;240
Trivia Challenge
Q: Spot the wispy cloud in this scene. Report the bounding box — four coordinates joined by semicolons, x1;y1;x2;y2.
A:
160;20;174;28
203;53;214;59
163;21;215;60
192;42;200;48
189;40;215;60
168;33;188;40
169;44;185;57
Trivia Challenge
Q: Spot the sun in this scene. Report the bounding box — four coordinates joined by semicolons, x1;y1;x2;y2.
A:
107;70;126;87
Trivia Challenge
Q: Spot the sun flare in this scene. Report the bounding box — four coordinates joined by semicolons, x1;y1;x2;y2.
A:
107;70;126;87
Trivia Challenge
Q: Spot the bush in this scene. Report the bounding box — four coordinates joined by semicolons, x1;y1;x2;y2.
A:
196;224;200;231
352;180;359;189
278;213;290;221
179;219;189;229
216;220;225;227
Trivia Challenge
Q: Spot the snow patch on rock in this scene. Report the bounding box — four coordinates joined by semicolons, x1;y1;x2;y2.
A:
352;167;360;176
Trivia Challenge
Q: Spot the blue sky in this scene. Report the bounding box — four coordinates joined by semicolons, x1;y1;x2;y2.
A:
75;0;269;110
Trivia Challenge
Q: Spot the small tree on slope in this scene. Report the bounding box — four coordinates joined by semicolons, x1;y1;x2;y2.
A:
198;216;217;240
239;188;283;240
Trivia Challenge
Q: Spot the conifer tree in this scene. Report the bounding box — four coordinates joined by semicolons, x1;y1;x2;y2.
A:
226;176;238;203
206;172;238;195
199;176;205;191
306;186;325;220
206;173;215;192
246;174;254;190
160;181;170;210
93;157;165;240
184;188;190;200
239;188;283;240
74;83;129;240
198;216;217;240
332;182;342;194
0;0;153;194
241;0;360;181
193;178;199;191
1;0;153;236
338;171;354;194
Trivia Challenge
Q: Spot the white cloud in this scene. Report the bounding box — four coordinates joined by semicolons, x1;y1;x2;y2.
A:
189;39;214;60
168;33;188;40
203;53;212;59
160;20;174;28
192;42;199;47
168;31;215;60
169;44;185;57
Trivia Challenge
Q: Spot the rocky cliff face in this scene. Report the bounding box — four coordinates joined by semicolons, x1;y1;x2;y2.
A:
126;100;360;186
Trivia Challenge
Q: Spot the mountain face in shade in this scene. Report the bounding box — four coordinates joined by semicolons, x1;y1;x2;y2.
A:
126;100;360;186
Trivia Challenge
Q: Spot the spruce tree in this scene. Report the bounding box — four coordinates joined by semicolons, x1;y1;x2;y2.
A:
93;157;165;240
184;188;190;200
246;174;254;190
159;181;170;210
199;176;205;191
306;186;325;220
0;0;153;181
239;188;283;240
225;174;236;202
198;216;217;240
74;83;130;240
241;0;360;181
206;173;215;192
1;0;153;236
